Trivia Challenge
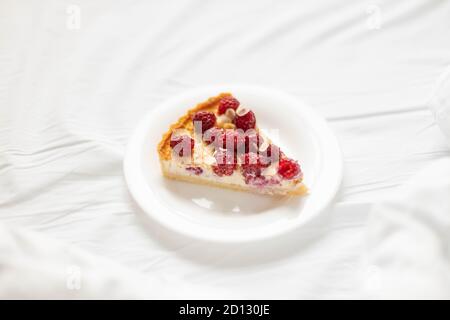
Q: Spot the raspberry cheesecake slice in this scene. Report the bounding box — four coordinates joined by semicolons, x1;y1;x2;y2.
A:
157;93;307;196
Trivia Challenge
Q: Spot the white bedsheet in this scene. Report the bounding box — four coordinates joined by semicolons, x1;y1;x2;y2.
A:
1;0;450;299
367;157;450;299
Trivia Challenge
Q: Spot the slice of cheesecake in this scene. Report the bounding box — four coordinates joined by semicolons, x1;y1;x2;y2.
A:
157;93;307;196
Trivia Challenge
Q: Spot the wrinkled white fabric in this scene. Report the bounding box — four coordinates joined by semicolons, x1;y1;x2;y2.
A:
365;69;450;300
0;223;230;299
429;66;450;141
1;0;450;299
366;158;450;299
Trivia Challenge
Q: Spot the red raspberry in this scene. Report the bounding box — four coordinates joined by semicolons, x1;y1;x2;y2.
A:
278;158;301;180
244;175;268;186
266;144;280;159
232;130;261;153
243;131;262;153
212;149;237;176
241;153;270;185
218;96;240;115
193;111;216;133
242;152;270;168
234;110;256;131
260;144;281;165
186;167;203;175
203;127;223;145
241;152;269;177
214;130;245;151
170;135;194;157
213;165;235;177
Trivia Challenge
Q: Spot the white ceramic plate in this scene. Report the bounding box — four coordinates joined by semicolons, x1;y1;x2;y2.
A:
124;85;343;243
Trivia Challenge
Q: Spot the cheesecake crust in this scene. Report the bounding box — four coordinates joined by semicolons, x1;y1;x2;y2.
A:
161;165;308;196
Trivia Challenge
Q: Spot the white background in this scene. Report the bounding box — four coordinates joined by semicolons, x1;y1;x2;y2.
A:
1;0;450;299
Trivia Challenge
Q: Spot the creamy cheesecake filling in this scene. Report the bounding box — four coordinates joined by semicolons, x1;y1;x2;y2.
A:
162;133;302;195
161;159;301;195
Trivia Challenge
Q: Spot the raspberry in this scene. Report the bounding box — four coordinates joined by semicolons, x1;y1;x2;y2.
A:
170;135;194;157
244;175;268;186
218;96;240;115
241;153;270;185
240;152;269;178
243;131;262;153
266;144;280;159
212;149;237;176
260;144;280;165
203;127;223;145
278;158;301;180
186;167;203;175
214;130;245;151
242;152;270;168
193;111;216;133
213;165;235;177
234;110;256;131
